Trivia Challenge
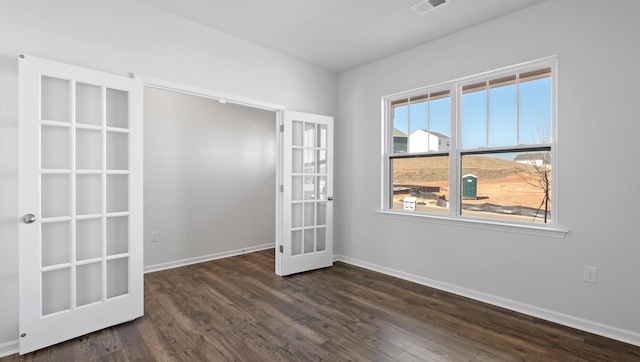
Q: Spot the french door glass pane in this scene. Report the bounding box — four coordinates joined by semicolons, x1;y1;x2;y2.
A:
41;174;70;218
317;176;327;200
41;125;70;169
292;176;302;201
304;229;314;253
304;203;314;227
304;123;316;147
292;148;303;173
291;230;302;256
303;176;315;200
41;76;69;122
317;227;326;251
76;218;102;261
106;132;129;170
107;258;129;298
292;121;303;146
76;129;102;170
106;89;129;128
303;149;315;173
106;216;129;255
317;150;327;174
107;175;128;213
76;175;102;215
317;203;326;226
291;203;302;228
76;262;102;307
41;221;71;267
317;124;327;148
42;267;70;316
76;83;102;126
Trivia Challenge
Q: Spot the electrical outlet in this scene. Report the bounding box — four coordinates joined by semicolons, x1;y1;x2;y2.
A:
151;231;159;242
584;266;597;284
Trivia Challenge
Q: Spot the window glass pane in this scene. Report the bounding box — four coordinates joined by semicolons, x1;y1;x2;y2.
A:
489;75;517;147
520;75;552;144
391;155;449;214
460;151;551;223
392;104;408;154
461;82;487;149
430;93;451;150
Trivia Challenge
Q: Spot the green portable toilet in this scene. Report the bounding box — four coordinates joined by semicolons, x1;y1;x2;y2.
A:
462;174;477;200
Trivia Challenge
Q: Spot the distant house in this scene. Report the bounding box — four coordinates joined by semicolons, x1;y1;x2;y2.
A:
514;153;549;167
408;129;451;152
393;128;408;153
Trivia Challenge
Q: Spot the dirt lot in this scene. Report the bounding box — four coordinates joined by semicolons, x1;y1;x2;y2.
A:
392;155;551;221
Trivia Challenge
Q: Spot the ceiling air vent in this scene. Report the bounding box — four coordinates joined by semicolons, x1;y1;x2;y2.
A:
410;0;449;15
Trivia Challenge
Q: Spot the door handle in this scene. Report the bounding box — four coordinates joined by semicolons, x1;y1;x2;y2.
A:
328;197;334;201
22;214;36;224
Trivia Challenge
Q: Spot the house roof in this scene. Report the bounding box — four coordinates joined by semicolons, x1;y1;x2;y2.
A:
409;129;450;140
393;128;408;138
514;153;548;161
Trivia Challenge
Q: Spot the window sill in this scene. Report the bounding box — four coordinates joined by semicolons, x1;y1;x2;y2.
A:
376;210;568;239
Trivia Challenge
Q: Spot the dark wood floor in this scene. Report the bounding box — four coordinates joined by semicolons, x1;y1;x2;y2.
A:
4;249;640;361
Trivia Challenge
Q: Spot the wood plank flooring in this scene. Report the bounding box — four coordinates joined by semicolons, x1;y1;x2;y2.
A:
4;249;640;361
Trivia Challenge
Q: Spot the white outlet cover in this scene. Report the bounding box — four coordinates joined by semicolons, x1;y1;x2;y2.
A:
584;266;597;284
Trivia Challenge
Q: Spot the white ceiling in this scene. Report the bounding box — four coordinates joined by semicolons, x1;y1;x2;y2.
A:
136;0;546;73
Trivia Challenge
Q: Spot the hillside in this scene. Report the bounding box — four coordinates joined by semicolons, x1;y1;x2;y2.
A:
393;155;550;211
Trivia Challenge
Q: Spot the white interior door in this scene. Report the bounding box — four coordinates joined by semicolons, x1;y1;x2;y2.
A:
18;55;143;354
276;110;334;276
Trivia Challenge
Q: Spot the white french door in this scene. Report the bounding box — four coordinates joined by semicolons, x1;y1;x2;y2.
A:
276;110;334;276
18;55;143;354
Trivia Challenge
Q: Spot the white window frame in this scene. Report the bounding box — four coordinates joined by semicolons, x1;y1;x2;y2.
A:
380;56;567;238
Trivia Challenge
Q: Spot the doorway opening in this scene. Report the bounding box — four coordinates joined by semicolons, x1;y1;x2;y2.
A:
141;80;283;273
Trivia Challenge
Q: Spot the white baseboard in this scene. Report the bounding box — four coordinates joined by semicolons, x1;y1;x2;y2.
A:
335;254;640;348
144;243;274;274
0;339;18;358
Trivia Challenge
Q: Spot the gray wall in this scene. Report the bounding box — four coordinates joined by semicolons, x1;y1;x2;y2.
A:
336;0;640;344
0;0;337;352
144;88;276;269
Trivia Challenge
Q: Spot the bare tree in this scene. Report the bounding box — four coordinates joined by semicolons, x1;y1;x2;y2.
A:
521;127;551;223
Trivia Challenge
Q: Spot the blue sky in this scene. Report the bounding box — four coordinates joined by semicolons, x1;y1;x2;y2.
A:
393;77;552;148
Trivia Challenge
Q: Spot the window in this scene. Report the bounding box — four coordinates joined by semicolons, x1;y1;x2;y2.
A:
384;59;556;226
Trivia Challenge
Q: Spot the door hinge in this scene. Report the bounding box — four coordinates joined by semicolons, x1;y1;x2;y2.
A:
279;245;284;253
280;124;284;132
279;185;284;192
